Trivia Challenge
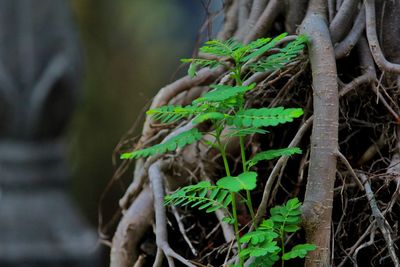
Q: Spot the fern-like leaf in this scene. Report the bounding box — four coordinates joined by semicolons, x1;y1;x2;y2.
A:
200;39;243;57
270;197;302;234
240;229;278;245
193;84;255;104
250;35;307;72
241;33;288;62
164;181;232;213
248;147;302;167
225;127;268;137
230;107;303;128
121;128;203;159
250;253;280;267
282;244;316;260
147;105;199;123
217;171;257;193
240;240;280;258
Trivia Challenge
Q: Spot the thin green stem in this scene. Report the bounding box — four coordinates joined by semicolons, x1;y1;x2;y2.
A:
216;129;243;266
239;136;256;226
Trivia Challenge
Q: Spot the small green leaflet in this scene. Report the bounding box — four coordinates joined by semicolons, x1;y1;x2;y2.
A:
250;253;280;267
240;240;280;258
193;112;225;124
164;181;233;213
147;105;199;123
248;147;302;167
200;39;243;57
217;171;257;192
282;244;316;260
240;230;278;245
121;128;203;159
241;32;288;62
231;107;303;128
193;83;255;104
226;127;268;137
270;197;302;233
250;35;307;72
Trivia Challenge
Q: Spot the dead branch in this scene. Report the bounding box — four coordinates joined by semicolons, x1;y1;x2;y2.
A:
335;149;364;190
171;205;198;257
358;173;400;266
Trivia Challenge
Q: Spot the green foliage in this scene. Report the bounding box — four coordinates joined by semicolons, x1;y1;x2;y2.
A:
270;197;302;233
192;112;226;124
217;172;258;192
121;33;311;267
120;128;202;159
226;127;268;137
193;84;255;104
242;33;288;62
231;107;304;128
282;244;317;260
248;147;302;167
239;198;316;266
250;35;308;72
164;181;232;213
147;105;199;123
200;39;244;57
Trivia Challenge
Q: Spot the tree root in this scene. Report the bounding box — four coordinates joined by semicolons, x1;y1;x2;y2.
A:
300;1;339;266
110;185;154;267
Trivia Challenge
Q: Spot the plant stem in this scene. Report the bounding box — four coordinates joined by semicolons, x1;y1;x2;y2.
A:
235;66;256;227
239;136;256;226
216;130;243;266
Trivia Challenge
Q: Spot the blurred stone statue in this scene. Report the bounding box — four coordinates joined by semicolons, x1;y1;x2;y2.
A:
0;0;98;266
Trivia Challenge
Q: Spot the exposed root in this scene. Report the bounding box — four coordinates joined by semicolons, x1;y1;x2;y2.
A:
110;185;154;267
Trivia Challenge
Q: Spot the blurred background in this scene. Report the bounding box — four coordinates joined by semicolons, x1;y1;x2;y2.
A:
0;0;222;266
68;0;220;266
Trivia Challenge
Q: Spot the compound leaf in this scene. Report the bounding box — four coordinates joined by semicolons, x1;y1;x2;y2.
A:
200;39;243;57
217;171;257;192
231;107;303;128
242;33;288;62
193;84;255;104
147;105;199;123
282;244;317;260
164;181;232;213
121;128;203;159
248;147;302;167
